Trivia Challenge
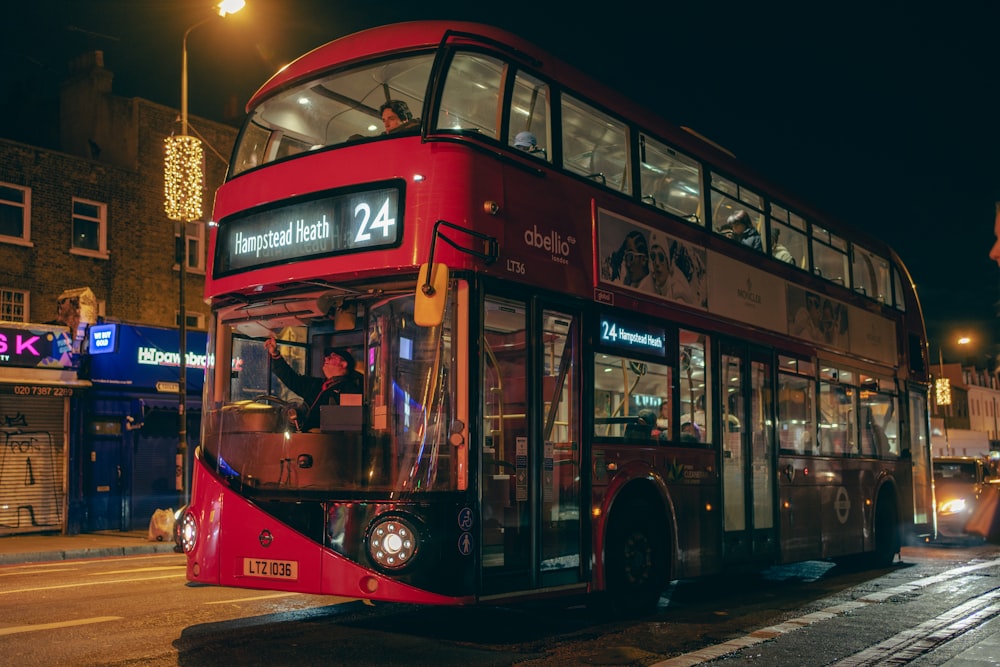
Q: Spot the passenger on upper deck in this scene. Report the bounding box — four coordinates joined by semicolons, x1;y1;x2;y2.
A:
513;131;544;156
380;100;418;134
264;336;363;431
723;210;763;251
771;228;795;264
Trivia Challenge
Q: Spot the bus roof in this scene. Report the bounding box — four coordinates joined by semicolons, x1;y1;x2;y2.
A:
247;22;909;268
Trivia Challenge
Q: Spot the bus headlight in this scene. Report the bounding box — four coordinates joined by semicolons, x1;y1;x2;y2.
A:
179;510;198;553
366;515;419;571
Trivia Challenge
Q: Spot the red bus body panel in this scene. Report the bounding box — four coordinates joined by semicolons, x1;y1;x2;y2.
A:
186;453;473;606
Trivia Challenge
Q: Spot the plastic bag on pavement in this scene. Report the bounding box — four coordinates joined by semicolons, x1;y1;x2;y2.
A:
148;508;175;542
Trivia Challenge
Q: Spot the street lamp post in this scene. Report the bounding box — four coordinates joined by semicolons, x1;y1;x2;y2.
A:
164;0;245;506
934;336;973;456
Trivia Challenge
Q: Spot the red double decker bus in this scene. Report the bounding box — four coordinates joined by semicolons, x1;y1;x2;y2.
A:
179;21;934;613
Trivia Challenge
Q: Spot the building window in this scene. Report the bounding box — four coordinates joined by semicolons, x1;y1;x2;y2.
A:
176;220;206;273
70;198;109;258
176;310;206;331
0;288;28;322
0;183;31;245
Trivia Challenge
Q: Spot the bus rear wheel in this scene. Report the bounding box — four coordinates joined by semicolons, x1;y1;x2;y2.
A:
604;500;669;616
869;494;900;568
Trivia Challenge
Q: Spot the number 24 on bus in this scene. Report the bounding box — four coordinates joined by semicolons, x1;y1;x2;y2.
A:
177;20;934;614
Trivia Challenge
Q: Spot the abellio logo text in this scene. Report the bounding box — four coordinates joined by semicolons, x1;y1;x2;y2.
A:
524;225;574;265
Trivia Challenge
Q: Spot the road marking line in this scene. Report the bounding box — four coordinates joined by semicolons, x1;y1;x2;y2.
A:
0;573;186;595
0;568;77;577
204;592;299;604
0;616;122;636
90;566;184;576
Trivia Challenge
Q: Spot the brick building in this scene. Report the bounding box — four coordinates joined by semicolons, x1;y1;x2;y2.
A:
0;51;237;327
0;51;238;535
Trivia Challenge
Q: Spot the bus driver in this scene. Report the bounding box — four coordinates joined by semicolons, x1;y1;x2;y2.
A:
264;336;363;431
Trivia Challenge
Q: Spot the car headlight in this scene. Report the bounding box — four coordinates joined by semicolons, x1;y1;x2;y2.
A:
366;515;420;571
938;498;968;515
179;510;198;553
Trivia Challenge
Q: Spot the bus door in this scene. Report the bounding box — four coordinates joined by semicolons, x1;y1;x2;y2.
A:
719;340;777;564
480;293;583;596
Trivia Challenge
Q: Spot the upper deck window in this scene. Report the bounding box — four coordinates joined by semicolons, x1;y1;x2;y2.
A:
230;53;435;177
639;135;702;225
811;224;850;288
852;244;891;305
561;94;630;195
710;172;764;252
436;52;505;139
506;70;550;161
768;203;807;269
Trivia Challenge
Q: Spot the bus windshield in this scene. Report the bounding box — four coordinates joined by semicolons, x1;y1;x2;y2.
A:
231;53;435;176
201;288;460;494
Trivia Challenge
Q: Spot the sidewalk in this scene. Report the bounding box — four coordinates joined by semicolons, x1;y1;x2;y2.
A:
0;530;178;564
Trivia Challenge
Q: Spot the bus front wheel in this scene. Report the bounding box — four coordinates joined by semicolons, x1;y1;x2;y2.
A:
604;500;669;616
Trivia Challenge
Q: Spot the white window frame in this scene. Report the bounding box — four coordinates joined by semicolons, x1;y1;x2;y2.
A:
176;220;207;274
175;309;206;331
0;183;32;247
70;197;109;259
0;287;29;322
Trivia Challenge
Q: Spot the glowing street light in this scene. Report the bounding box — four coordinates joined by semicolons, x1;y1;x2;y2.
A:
164;0;245;505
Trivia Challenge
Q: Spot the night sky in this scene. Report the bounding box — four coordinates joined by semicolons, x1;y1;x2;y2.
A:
4;1;999;360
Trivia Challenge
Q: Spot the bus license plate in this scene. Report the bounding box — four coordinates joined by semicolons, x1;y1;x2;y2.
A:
243;557;298;580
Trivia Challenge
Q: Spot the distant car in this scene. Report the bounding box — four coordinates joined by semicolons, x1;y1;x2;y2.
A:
933;456;991;539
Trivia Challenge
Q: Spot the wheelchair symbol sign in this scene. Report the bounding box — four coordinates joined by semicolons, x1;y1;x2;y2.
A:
457;507;473;531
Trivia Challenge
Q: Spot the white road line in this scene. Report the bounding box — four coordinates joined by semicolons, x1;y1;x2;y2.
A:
0;573;186;595
650;558;1000;667
0;616;122;636
203;592;301;604
90;566;184;576
0;568;77;577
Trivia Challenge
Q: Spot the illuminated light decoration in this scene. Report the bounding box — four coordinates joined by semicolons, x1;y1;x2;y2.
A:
164;135;205;222
367;515;420;571
935;378;952;406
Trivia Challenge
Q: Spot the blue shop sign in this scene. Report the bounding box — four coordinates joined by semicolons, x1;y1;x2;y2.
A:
87;324;207;393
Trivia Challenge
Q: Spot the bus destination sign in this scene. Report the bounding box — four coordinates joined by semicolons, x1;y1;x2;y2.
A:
215;182;402;276
599;316;666;357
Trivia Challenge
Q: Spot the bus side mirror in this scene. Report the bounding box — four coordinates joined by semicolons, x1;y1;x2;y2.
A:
414;262;449;327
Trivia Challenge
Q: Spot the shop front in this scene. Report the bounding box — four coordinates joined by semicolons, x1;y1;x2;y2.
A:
82;323;206;532
0;322;89;536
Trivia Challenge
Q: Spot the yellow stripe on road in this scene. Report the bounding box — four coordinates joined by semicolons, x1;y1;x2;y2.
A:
0;616;121;636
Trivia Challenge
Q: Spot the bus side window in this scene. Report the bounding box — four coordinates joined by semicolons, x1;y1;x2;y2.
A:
593;353;670;441
507;70;551;162
678;331;711;444
561;93;631;195
639;134;704;225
